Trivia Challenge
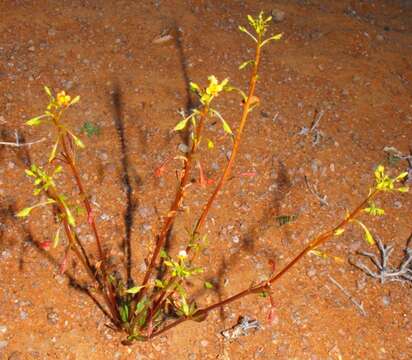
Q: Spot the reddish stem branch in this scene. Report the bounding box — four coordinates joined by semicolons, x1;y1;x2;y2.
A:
148;189;379;338
139;106;209;293
56;126;119;324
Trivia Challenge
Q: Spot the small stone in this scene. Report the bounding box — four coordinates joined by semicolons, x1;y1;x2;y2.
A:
138;207;154;218
0;340;8;349
271;9;286;22
28;46;35;52
260;110;270;118
341;88;349;96
178;143;189;153
1;249;11;259
393;200;402;209
200;339;209;347
62;80;74;90
47;309;59;324
141;223;152;233
48;28;56;36
306;268;317;278
232;235;240;244
100;213;110;221
211;162;220;170
376;34;384;42
20;310;28;320
97;151;109;161
0;115;5;124
0;325;7;334
382;295;391;306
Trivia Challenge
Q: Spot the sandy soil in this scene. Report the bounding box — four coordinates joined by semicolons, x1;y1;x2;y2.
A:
0;0;411;359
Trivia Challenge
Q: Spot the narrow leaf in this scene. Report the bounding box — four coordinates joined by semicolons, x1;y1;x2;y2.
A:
48;138;59;163
69;95;80;106
239;60;254;70
53;227;61;248
26;115;47;126
173;116;191;131
44;86;52;97
204;281;213;289
334;228;345;236
353;219;375;245
16;207;33;218
126;285;145;294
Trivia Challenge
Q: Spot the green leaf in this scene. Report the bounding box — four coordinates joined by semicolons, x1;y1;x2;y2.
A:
238;25;258;43
119;303;129;323
80;122;100;137
16;207;33;218
204;281;213;289
261;33;283;48
211;109;233;136
363;203;385;216
353;219;375;245
173;117;190;131
125;285;145;294
207;139;214;149
69;95;80;106
395;172;408;181
73;135;85;149
154;279;165;289
26;115;47;126
48;138;59;163
397;186;409;193
25;169;35;177
310;249;328;259
53;227;61;248
239;60;254;70
334;228;345;236
189;82;201;93
44;86;52;97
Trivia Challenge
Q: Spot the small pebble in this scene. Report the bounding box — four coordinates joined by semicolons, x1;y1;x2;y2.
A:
306;268;317;278
271;9;286;22
20;310;28;320
47;309;59;325
382;295;391;306
376;34;384;42
232;235;240;243
0;325;7;334
0;340;8;349
200;339;209;347
178;143;189;153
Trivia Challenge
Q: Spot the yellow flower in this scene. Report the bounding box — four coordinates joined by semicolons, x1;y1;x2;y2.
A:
56;91;71;107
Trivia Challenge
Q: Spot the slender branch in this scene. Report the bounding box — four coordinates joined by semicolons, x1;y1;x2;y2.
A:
50;111;120;325
148;188;379;338
139;106;209;293
0;137;46;147
328;275;366;316
191;34;263;237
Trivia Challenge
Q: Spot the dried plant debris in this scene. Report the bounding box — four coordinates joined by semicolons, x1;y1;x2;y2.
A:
304;175;328;207
221;316;261;341
299;109;325;145
384;146;412;184
351;235;412;284
276;214;298;226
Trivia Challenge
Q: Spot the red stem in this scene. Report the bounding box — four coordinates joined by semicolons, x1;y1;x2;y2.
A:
148;189;379;338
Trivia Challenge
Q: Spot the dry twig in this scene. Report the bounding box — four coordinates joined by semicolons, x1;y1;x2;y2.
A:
351;235;412;283
328;275;367;316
